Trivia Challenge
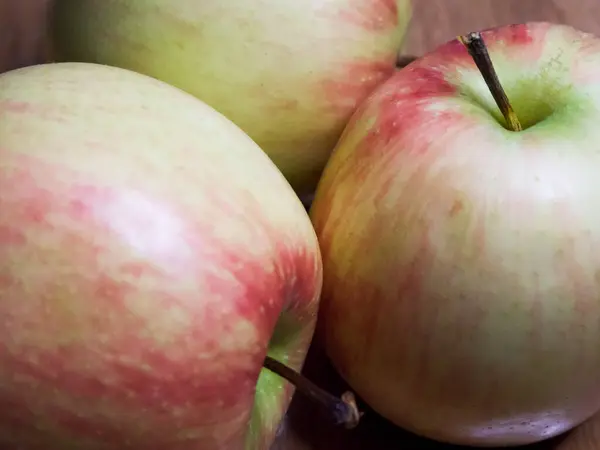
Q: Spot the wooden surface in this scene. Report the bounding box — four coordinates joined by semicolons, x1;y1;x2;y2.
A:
0;0;51;73
404;0;600;56
2;1;600;449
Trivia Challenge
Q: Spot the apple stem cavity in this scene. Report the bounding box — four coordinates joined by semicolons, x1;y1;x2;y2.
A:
458;32;523;132
263;355;362;429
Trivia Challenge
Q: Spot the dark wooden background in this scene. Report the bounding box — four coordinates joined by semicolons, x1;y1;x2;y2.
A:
404;0;600;57
1;1;600;449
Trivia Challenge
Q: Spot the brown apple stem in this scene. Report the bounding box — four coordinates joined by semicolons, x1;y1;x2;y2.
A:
458;32;523;132
396;54;418;68
263;356;361;429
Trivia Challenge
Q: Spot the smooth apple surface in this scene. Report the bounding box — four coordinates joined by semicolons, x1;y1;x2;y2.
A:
0;62;322;450
50;0;412;196
310;22;600;447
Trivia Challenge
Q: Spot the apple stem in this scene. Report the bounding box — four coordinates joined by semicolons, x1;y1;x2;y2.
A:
396;54;418;68
263;356;361;429
458;32;523;132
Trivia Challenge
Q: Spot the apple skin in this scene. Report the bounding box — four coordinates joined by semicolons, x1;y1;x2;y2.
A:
0;62;322;450
49;0;412;196
310;22;600;447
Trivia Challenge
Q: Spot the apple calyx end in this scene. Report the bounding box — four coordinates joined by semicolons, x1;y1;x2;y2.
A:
458;31;523;132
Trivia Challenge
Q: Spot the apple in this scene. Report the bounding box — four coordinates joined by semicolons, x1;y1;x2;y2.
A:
0;62;322;450
309;21;600;447
49;0;412;196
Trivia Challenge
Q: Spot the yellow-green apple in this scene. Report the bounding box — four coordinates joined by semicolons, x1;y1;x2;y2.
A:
49;0;412;196
310;21;600;447
0;62;322;450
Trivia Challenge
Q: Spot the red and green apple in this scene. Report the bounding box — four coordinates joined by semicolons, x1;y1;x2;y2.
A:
310;22;600;447
0;62;322;450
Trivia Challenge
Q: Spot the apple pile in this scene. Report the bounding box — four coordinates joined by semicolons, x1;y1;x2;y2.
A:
2;1;600;449
0;1;410;449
